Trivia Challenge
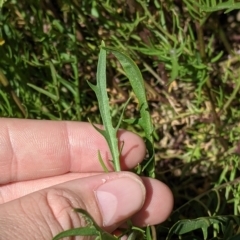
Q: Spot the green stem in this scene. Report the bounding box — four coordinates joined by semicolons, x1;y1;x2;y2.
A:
218;22;233;56
72;61;81;121
195;20;228;150
136;0;176;43
221;74;240;114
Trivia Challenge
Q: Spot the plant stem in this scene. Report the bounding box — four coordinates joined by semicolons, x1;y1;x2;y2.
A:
220;74;240;114
195;21;228;150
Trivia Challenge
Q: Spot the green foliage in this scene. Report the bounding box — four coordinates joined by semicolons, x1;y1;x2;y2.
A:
0;0;6;9
88;43;155;176
53;209;146;240
167;215;240;240
53;42;155;239
1;0;240;239
103;46;155;177
52;209;118;240
88;42;122;171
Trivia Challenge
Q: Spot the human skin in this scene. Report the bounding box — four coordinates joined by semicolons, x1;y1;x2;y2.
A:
0;119;173;239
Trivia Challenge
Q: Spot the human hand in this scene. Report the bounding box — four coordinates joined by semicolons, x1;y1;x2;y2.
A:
0;119;173;239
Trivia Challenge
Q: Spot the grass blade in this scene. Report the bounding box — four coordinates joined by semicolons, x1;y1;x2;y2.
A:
27;83;58;101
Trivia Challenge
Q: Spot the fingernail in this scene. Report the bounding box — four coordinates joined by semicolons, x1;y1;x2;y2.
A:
95;177;145;227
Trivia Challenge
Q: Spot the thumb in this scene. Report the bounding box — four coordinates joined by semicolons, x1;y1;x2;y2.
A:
0;172;146;239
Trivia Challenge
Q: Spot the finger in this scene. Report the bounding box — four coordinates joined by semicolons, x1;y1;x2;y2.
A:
0;173;96;203
1;174;173;226
131;177;174;226
0;119;145;184
0;172;146;239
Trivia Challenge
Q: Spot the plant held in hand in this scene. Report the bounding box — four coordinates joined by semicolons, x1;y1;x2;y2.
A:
53;42;156;239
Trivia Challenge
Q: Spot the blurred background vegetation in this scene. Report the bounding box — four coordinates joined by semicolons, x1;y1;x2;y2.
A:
1;0;240;239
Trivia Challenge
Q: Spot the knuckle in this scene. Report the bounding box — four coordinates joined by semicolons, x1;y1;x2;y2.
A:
45;188;87;230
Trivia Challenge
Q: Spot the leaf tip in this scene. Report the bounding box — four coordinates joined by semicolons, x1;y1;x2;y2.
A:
100;40;105;48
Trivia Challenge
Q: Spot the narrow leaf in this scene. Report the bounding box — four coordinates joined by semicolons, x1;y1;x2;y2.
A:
98;150;109;173
27;83;58;101
52;227;98;240
103;47;155;178
116;96;132;130
167;215;240;240
53;208;118;240
88;41;121;171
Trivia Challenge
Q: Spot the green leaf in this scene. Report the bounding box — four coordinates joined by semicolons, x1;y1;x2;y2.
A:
127;230;140;240
169;49;179;80
0;0;7;8
52;227;99;240
88;41;121;171
97;150;109;173
103;46;155;178
210;51;224;63
27;83;58;101
167;215;240;240
200;1;240;13
52;209;118;240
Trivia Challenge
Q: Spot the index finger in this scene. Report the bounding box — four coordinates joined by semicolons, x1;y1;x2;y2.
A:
0;119;145;184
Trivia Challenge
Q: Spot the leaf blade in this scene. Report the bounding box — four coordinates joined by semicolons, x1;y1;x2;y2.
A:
103;47;155;178
88;42;121;171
